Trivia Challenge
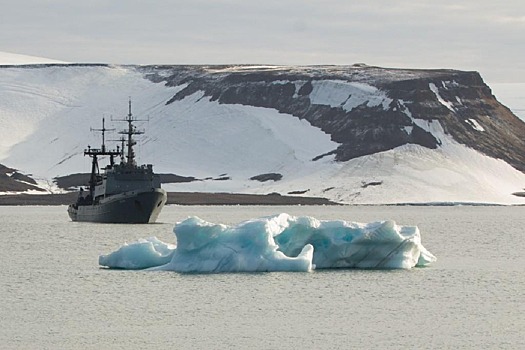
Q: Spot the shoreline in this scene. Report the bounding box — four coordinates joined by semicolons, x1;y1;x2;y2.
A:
0;192;338;206
0;192;516;206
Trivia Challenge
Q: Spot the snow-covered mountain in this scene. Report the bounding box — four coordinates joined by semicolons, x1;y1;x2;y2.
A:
1;63;525;204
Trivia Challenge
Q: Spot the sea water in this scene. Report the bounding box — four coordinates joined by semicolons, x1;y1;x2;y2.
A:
0;205;523;349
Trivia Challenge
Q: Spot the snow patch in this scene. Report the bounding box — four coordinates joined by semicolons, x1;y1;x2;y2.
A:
309;80;392;111
398;99;444;144
465;118;485;132
271;80;305;98
429;82;455;112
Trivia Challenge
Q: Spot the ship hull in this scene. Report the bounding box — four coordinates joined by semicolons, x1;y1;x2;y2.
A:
68;188;167;224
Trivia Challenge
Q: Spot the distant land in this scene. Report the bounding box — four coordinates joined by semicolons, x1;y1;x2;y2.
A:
1;53;525;205
0;192;336;206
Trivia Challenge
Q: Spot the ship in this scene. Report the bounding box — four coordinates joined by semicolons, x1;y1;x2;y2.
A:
68;100;167;223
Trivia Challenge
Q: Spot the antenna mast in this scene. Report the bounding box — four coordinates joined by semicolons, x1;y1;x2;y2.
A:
90;118;115;153
116;99;145;166
84;118;120;193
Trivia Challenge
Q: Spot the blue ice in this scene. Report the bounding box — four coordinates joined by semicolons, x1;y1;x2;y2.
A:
98;213;436;273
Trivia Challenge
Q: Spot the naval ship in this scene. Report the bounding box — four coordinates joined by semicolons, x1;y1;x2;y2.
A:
68;101;167;223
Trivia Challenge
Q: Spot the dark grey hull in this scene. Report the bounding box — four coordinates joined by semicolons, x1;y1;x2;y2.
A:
68;189;167;223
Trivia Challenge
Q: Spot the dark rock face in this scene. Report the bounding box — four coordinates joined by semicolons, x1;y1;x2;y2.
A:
54;173;200;189
0;164;43;192
139;64;525;172
53;173;91;190
250;173;283;182
384;75;525;172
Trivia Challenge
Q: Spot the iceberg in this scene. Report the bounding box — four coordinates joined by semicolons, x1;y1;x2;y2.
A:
98;237;176;270
98;213;436;273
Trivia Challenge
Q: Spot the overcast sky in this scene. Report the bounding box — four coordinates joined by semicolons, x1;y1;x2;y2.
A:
1;0;524;82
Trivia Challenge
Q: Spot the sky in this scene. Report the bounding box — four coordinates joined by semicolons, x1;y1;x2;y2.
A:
1;0;524;82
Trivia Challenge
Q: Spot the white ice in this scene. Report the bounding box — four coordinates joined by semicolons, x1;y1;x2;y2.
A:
429;82;456;112
98;214;436;273
309;80;392;111
97;237;176;270
465;118;485;132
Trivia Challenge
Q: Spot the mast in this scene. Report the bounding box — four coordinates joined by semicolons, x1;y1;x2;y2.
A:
107;137;126;164
84;145;99;193
116;99;145;167
90;118;114;153
84;118;121;193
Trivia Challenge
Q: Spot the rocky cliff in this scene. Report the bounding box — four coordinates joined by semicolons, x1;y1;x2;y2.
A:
141;64;525;171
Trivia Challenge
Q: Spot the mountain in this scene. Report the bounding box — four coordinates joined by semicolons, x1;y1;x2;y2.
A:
1;63;525;204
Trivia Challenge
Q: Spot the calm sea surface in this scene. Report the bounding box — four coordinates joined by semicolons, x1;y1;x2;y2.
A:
0;205;523;349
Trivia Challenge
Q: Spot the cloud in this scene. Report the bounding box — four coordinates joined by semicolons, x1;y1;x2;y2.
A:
494;15;525;24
